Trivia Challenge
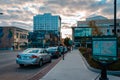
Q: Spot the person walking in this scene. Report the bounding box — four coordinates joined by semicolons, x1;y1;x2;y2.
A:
62;46;65;60
58;44;64;60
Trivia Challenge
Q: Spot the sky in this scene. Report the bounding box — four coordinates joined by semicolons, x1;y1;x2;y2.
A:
0;0;120;38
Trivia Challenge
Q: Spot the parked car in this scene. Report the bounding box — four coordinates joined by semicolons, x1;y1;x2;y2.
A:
16;48;51;67
46;47;61;58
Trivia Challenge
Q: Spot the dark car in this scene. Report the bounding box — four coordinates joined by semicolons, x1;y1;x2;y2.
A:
46;47;61;58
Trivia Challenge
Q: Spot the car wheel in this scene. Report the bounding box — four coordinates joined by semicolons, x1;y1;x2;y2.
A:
38;60;43;67
19;64;24;67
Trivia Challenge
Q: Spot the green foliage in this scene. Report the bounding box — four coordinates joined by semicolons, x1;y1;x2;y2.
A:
79;47;87;53
79;47;120;71
64;37;72;47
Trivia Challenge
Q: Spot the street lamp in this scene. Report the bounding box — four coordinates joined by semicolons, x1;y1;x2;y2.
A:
114;0;117;36
92;1;118;80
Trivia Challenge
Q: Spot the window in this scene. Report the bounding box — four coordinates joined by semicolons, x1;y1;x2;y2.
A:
16;33;19;38
107;29;109;32
117;29;120;33
112;29;115;33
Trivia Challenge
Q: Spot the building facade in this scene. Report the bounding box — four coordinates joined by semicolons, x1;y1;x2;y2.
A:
72;16;120;47
31;13;61;47
33;13;61;32
72;27;92;47
0;26;28;50
77;17;120;36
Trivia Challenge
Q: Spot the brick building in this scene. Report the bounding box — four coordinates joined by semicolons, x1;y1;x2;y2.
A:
0;26;28;50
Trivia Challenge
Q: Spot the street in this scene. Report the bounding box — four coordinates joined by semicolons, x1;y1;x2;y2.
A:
0;50;56;80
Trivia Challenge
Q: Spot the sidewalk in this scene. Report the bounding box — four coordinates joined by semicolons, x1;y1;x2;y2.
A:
40;49;120;80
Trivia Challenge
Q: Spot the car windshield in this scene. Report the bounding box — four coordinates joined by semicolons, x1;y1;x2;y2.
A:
23;48;32;53
23;49;39;53
47;47;57;51
28;49;39;53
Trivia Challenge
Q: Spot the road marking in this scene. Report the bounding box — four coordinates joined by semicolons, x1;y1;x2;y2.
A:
0;61;16;69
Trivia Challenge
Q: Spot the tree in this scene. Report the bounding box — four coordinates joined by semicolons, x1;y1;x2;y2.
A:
89;20;102;36
64;37;72;47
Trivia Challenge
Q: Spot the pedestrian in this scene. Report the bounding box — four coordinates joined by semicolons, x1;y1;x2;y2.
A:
71;46;73;52
62;46;65;60
58;44;64;60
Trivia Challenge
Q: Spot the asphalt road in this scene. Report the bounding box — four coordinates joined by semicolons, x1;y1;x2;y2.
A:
0;50;55;80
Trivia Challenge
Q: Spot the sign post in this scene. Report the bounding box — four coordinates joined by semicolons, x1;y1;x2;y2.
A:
92;36;118;80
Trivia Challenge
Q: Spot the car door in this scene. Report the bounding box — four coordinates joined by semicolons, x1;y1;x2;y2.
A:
40;49;46;63
43;50;49;62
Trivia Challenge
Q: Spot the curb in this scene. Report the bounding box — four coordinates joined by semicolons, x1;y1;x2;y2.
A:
28;57;62;80
27;53;68;80
79;51;120;76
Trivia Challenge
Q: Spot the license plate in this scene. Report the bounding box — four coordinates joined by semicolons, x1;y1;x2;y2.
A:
22;56;29;60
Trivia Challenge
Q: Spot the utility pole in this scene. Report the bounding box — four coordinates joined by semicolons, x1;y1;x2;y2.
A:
114;0;117;36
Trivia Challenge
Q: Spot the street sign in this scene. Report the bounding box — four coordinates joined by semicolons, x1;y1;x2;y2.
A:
92;36;118;62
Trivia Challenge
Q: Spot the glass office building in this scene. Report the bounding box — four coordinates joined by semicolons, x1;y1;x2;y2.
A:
33;13;61;32
32;13;61;47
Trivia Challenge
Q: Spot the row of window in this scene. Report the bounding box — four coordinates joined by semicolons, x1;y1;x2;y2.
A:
106;29;120;33
34;27;58;30
16;33;27;39
34;23;58;26
34;25;58;27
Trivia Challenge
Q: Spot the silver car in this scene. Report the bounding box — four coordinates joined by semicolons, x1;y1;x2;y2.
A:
16;48;51;67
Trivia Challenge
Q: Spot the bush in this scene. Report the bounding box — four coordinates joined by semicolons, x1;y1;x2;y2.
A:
79;47;87;53
79;47;120;71
79;47;91;58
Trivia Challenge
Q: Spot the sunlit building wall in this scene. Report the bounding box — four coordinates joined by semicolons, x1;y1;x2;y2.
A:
0;26;28;50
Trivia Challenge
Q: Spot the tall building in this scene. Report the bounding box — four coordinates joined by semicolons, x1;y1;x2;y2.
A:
0;26;28;50
33;13;61;32
32;13;61;47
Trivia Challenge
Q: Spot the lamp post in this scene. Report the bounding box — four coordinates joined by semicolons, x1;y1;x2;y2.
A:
99;1;117;80
114;0;117;36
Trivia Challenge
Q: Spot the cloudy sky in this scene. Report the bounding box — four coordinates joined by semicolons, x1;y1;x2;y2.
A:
0;0;120;32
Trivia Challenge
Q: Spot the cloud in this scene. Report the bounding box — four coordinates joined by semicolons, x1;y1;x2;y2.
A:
0;0;120;31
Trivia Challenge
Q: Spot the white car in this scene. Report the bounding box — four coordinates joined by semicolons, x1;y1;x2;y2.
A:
16;48;51;67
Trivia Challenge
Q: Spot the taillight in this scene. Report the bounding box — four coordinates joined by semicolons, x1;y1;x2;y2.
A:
31;55;38;58
17;55;21;58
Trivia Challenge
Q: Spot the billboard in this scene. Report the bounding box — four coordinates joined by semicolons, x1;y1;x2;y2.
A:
92;37;118;61
74;27;92;37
